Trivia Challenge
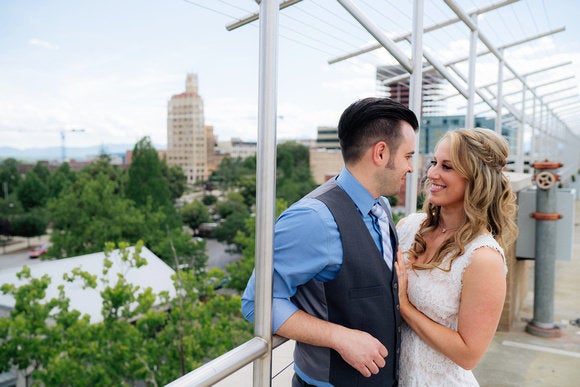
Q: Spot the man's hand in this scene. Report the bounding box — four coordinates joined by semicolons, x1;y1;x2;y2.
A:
277;310;388;377
332;327;388;377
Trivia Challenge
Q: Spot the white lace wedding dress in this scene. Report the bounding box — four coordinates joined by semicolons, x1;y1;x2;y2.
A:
396;213;506;386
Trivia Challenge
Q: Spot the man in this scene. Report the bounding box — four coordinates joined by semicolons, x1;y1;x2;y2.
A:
242;97;419;386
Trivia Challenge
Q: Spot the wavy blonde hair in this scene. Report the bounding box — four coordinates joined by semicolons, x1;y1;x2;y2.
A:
410;128;519;270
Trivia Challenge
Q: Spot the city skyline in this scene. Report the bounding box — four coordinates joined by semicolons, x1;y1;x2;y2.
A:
1;0;579;151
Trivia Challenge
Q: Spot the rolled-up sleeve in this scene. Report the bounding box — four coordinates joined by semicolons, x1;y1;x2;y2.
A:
241;198;342;333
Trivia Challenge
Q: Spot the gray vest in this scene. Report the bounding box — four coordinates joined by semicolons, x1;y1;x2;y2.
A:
291;178;402;386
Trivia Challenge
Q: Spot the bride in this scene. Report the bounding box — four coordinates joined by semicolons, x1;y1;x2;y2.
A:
394;128;518;386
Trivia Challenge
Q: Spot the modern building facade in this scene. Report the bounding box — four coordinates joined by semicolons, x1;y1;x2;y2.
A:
314;126;340;150
377;64;445;116
420;115;517;157
166;73;208;185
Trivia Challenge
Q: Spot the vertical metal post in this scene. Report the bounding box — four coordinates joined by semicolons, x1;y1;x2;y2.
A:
406;0;424;215
254;0;278;384
495;49;504;135
466;13;477;129
530;91;537;163
526;162;562;338
539;104;545;159
516;78;526;172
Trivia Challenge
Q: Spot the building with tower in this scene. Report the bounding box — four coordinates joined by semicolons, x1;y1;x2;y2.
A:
166;73;208;185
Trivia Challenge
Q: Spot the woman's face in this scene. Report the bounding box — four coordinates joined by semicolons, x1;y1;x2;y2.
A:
426;138;466;209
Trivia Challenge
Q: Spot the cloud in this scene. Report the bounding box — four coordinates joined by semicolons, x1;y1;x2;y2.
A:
28;38;59;50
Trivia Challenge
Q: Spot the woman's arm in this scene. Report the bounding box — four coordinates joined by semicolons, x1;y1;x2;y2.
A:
395;247;506;369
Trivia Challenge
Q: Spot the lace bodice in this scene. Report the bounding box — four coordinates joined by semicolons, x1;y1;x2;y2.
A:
396;213;506;386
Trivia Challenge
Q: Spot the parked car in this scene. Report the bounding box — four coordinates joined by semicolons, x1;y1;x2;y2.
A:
29;244;50;259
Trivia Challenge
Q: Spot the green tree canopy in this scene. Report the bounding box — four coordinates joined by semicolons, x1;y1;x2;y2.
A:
48;162;77;199
210;156;255;194
126;137;172;209
17;170;49;211
32;162;51;184
162;162;187;200
47;172;145;258
180;200;211;231
276;141;317;204
0;158;22;196
0;243;252;385
9;212;47;243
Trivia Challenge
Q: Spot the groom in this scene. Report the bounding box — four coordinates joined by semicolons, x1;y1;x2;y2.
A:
242;97;418;386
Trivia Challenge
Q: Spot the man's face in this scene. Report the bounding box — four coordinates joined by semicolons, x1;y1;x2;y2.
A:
382;123;416;196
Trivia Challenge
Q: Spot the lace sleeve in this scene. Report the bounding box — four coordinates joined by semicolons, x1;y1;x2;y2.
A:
451;234;508;282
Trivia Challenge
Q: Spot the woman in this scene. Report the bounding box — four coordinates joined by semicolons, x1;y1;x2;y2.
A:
394;128;518;386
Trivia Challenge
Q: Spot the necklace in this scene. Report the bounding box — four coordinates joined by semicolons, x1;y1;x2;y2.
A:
439;224;459;233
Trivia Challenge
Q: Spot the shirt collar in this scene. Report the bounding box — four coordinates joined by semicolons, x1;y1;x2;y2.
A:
336;167;377;216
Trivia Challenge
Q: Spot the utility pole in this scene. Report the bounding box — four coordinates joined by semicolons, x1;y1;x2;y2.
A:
61;128;85;163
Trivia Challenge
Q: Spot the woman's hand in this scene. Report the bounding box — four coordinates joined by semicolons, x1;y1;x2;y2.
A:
394;248;410;309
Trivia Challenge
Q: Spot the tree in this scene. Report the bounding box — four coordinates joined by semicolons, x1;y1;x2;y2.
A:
0;158;21;197
126;137;172;210
32;162;51;185
48;162;77;199
211;156;255;194
47;172;145;258
0;242;252;386
9;213;47;246
162;162;187;201
213;209;250;248
17;170;49;211
81;155;126;195
226;198;288;291
276;141;317;204
202;194;217;206
214;192;247;219
180;200;211;232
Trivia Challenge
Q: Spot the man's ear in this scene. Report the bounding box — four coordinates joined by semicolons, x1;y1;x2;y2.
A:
373;140;390;166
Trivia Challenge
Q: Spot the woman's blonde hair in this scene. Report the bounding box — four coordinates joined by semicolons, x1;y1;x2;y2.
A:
410;128;519;270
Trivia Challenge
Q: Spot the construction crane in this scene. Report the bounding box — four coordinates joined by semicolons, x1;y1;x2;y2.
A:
60;128;85;162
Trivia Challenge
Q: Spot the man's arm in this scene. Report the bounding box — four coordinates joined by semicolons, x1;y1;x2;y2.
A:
242;199;388;377
276;310;388;377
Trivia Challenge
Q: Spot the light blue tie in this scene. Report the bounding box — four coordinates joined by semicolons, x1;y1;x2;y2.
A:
371;203;393;270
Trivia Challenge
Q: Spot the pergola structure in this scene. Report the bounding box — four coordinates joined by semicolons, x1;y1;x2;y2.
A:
168;1;580;385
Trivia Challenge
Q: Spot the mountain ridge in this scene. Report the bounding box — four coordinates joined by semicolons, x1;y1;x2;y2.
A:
0;143;165;162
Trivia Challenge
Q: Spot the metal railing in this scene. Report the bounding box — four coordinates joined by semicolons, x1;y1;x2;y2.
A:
167;0;280;384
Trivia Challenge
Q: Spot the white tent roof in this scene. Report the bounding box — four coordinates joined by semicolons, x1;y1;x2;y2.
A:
0;246;176;323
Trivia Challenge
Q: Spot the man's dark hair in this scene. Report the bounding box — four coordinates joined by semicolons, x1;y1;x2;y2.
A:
338;97;419;163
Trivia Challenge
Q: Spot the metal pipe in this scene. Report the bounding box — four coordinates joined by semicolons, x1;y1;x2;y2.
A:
253;0;279;384
405;0;424;216
466;13;478;128
165;337;268;386
444;0;573;135
225;0;302;31
526;164;562;337
328;0;519;65
516;80;526;172
380;27;564;88
337;0;412;72
495;49;504;134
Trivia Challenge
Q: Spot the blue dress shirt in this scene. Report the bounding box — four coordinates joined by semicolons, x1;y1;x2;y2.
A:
241;167;390;333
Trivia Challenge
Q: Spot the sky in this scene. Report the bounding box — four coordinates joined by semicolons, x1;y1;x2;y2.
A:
1;0;579;151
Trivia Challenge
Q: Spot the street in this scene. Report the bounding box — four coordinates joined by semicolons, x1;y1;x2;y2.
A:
0;237;241;271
